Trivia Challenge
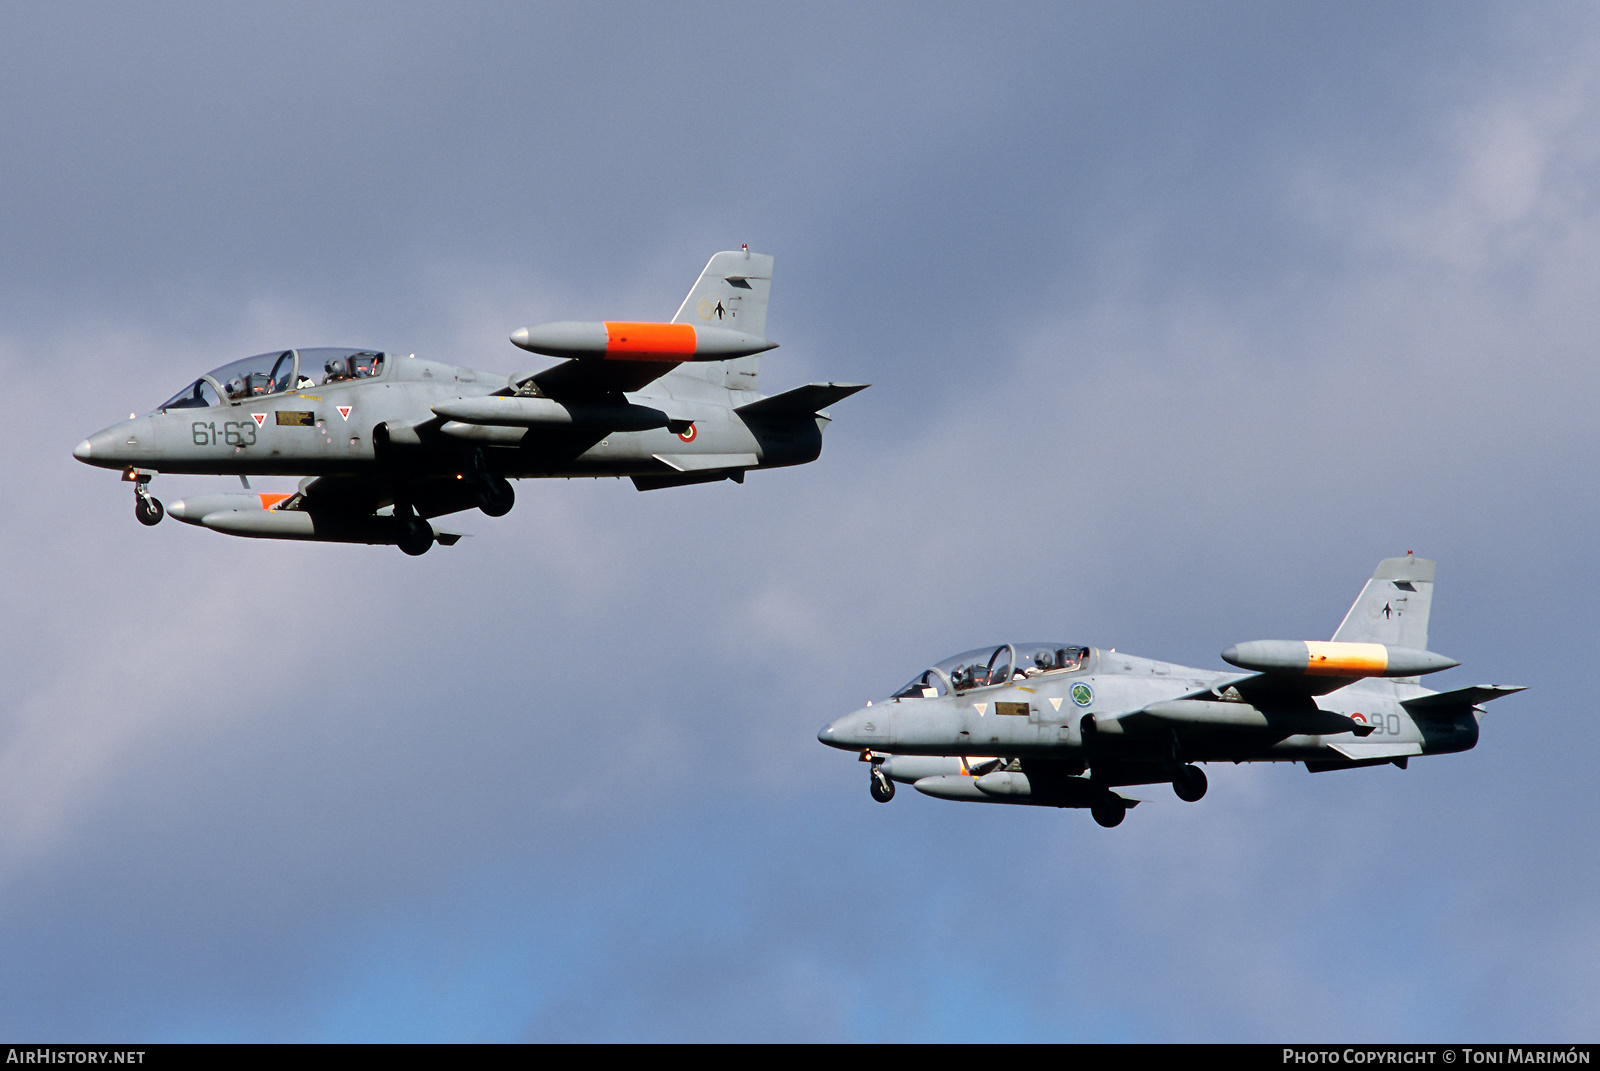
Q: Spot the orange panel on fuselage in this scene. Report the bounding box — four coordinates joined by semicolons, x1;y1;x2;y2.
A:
604;322;697;361
259;493;292;510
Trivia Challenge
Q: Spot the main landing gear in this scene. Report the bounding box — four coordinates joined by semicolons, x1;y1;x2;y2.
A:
869;766;895;803
475;474;515;517
132;474;163;526
1171;763;1208;803
1090;791;1127;828
466;451;515;517
394;503;434;556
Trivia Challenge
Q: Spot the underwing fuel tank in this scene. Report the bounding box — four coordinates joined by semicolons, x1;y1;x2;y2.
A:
1221;640;1459;677
166;494;462;547
166;493;292;524
509;321;776;362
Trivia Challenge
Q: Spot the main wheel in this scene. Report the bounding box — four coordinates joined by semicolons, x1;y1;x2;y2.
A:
1172;763;1208;803
869;768;895;803
135;496;164;526
396;516;434;556
476;475;514;518
1090;792;1126;828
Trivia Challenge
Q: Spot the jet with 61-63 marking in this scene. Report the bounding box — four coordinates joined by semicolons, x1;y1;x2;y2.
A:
818;556;1522;827
73;249;866;554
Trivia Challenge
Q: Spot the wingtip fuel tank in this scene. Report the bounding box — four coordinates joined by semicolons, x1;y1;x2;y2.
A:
1221;640;1460;677
509;321;776;362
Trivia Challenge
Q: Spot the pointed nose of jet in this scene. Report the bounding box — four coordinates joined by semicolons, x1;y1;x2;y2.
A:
72;425;132;469
509;327;530;348
818;706;886;751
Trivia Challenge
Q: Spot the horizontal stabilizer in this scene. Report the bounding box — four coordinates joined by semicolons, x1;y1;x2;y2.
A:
1328;741;1422;762
735;382;869;420
652;452;758;473
631;469;744;491
1401;685;1526;711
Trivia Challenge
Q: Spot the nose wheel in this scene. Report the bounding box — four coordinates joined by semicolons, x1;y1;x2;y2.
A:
1172;763;1208;803
869;766;895;803
133;475;163;526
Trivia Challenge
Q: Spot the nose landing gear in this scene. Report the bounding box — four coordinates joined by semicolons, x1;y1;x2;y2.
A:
131;473;163;526
869;766;895;803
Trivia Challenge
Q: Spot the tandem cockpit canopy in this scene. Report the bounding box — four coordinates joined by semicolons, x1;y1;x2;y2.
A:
156;349;386;411
891;643;1090;699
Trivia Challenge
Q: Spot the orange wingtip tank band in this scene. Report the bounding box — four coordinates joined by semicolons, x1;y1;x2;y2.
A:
603;322;697;360
1303;641;1388;676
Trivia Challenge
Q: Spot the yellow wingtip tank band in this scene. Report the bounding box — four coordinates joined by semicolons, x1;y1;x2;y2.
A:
1303;641;1389;676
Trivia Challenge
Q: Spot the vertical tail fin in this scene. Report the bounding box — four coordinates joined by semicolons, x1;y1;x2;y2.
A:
671;248;774;337
671;249;773;392
1332;556;1435;649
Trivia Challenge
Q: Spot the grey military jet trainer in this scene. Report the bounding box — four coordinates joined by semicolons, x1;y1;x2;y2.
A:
818;556;1522;827
73;249;866;554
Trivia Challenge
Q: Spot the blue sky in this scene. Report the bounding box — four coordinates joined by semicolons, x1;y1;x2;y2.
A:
1;1;1596;1041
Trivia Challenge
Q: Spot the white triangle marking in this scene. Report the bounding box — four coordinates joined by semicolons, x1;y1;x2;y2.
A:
337;406;352;421
1049;697;1063;711
250;413;266;427
974;703;988;716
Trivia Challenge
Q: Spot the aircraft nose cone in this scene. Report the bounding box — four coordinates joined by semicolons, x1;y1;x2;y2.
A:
510;327;530;348
73;426;131;469
819;707;885;750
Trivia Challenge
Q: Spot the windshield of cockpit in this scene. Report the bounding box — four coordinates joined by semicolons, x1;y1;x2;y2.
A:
891;643;1089;699
156;349;386;411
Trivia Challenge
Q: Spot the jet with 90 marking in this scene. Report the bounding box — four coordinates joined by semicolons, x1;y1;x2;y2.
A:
72;249;866;554
817;556;1523;827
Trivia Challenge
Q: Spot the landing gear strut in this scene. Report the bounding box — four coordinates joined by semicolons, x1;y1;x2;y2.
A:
1090;791;1127;828
132;474;163;526
869;766;895;803
1172;763;1208;803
